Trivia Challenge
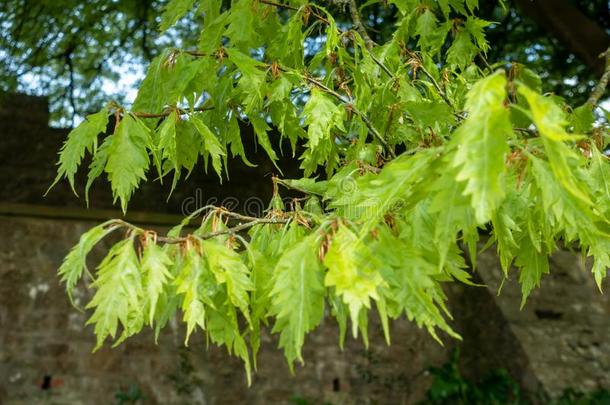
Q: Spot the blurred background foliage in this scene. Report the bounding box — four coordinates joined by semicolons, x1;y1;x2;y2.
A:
0;0;608;125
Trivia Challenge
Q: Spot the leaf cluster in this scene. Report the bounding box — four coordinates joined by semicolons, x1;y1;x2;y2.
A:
51;0;610;377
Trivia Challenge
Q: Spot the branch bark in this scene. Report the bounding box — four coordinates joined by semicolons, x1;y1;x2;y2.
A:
347;0;375;50
515;0;610;76
587;48;610;106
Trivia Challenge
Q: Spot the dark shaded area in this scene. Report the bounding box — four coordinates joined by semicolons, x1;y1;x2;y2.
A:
40;375;51;390
0;93;303;215
480;0;610;104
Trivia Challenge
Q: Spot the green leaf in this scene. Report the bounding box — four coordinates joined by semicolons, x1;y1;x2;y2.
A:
270;234;325;370
227;48;267;113
85;135;112;205
451;72;511;224
190;114;226;179
428;172;475;268
86;237;143;350
223;113;255;167
50;106;109;193
279;178;328;196
373;226;459;341
323;225;387;337
515;236;549;308
141;238;173;325
159;0;195;32
205;291;252;385
519;85;592;205
225;0;261;50
203;240;254;323
59;221;118;302
464;17;490;53
570;104;595;133
175;248;208;344
105;114;151;212
155;110;178;182
198;1;229;53
132;51;202;118
446;30;478;69
301;89;345;149
588;145;610;216
415;9;448;53
249;115;280;167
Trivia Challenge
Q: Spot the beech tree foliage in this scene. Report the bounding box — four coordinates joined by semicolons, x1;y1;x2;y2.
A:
50;0;610;382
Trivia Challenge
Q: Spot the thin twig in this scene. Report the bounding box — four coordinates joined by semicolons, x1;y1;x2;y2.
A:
131;106;214;119
110;212;291;245
370;53;394;78
157;218;290;244
303;74;396;158
587;47;610;107
347;0;375;50
257;0;299;11
418;64;454;109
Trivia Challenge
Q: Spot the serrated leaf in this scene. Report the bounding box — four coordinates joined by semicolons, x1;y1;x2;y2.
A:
159;0;195;32
323;226;387;337
415;9;447;52
446;30;478;69
86;238;143;350
155;110;178;182
249;115;280;168
270;234;325;370
132;51;202;119
588;146;610;216
59;221;118;302
50;107;109;193
105;114;151;212
519;86;592;205
203;240;253;322
190;114;226;179
227;48;267;113
223;113;255;167
141;238;173;325
301;89;345;149
451;72;511;224
175;248;208;344
515;236;549;308
85;135;112;205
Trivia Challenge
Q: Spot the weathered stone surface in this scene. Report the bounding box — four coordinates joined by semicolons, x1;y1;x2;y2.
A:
476;247;610;397
0;216;455;404
3;93;610;403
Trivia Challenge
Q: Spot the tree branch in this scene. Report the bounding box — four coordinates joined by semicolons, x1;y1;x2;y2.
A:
111;208;293;245
157;217;290;244
257;0;299;12
347;0;375;50
587;47;610;106
515;0;610;76
303;74;396;158
131;105;214;119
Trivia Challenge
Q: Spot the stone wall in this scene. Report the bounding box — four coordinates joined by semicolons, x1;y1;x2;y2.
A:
2;93;610;403
4;215;609;404
477;249;610;394
0;215;455;404
0;94;302;216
